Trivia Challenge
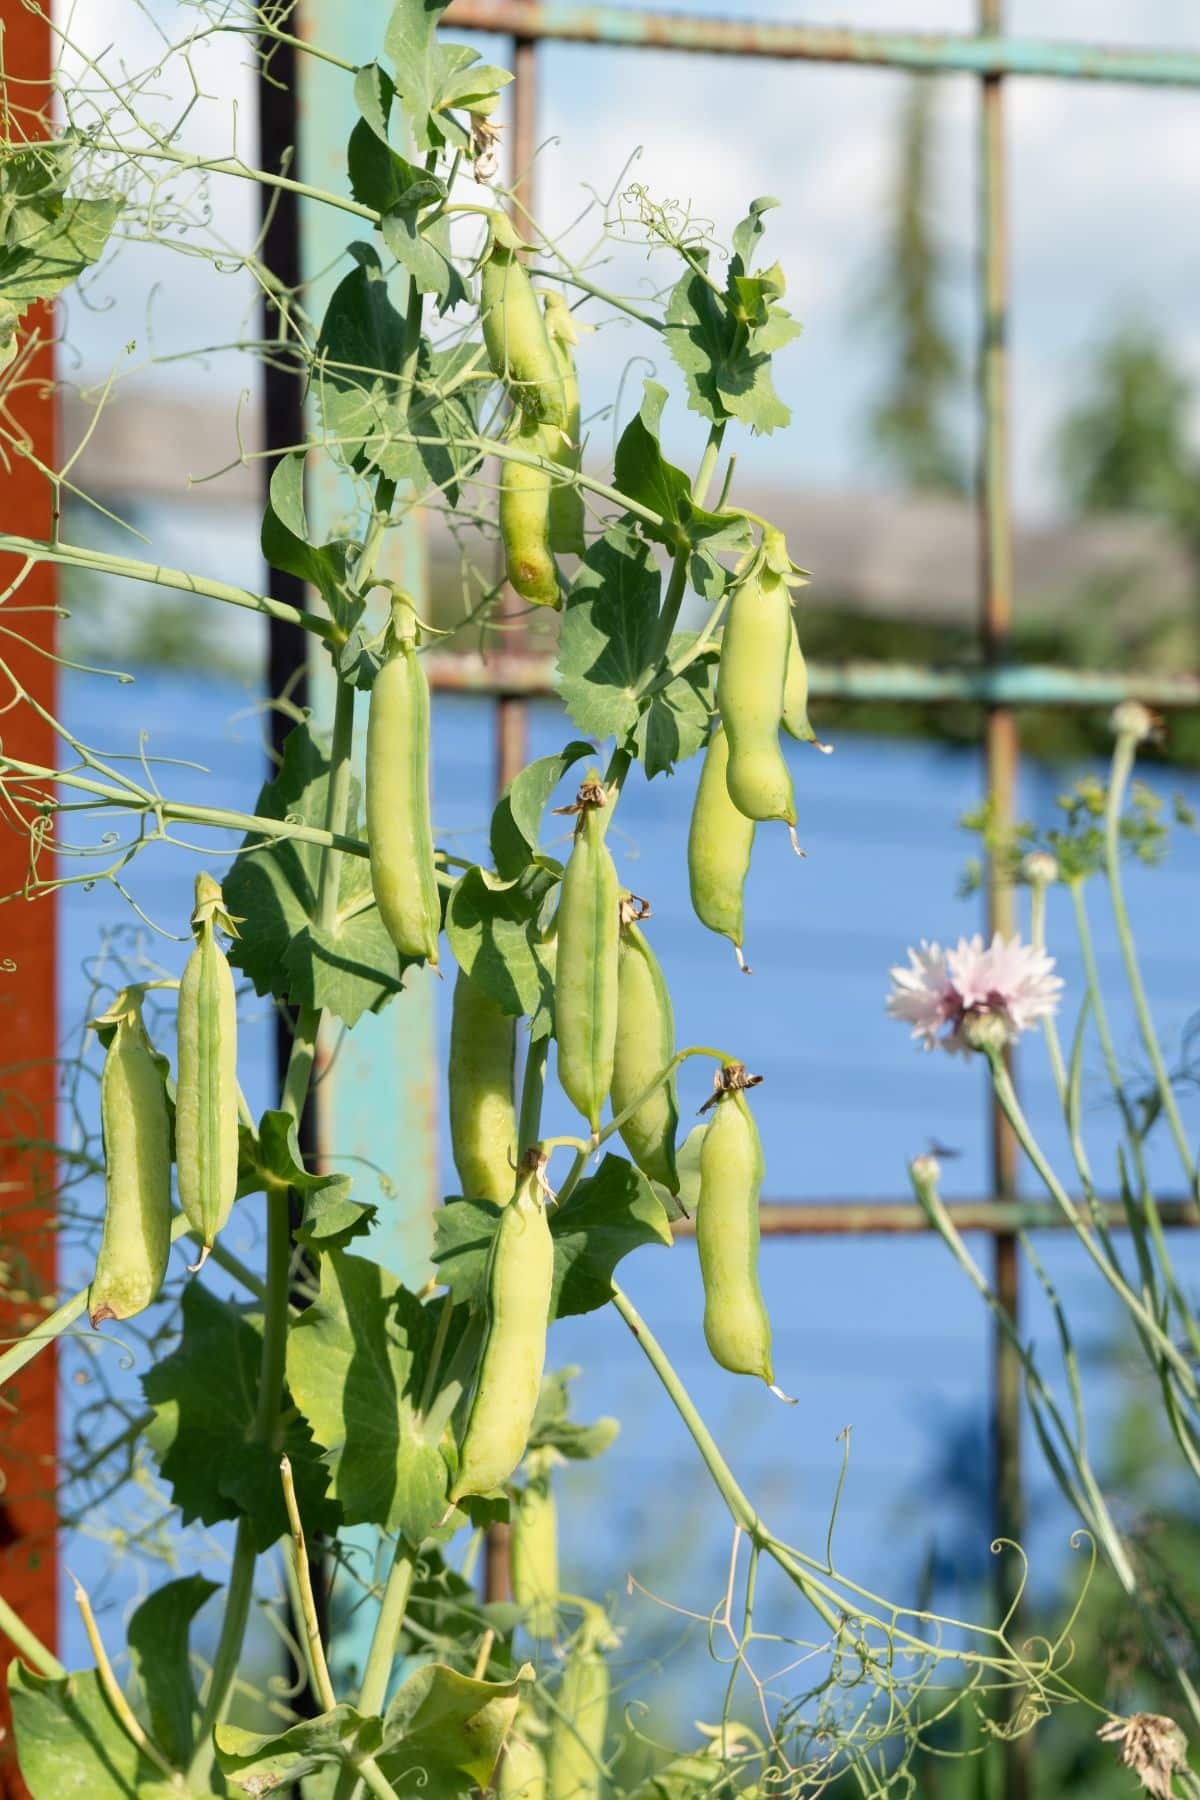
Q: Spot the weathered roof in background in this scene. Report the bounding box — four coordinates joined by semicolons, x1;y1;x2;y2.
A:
62;389;1193;627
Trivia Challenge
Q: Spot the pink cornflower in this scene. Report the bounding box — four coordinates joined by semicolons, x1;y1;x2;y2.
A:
887;932;1063;1055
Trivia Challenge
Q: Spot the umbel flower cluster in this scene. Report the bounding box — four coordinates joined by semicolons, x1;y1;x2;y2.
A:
887;933;1063;1055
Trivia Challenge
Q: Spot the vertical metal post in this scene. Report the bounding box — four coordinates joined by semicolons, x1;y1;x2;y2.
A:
978;5;1027;1796
0;9;58;1794
482;31;539;1613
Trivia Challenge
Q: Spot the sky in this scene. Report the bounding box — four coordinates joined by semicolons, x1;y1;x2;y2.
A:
55;0;1200;521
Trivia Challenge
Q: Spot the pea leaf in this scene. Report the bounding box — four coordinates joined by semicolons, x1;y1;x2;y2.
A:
261;454;357;624
375;1662;529;1792
433;1154;673;1318
216;1706;373;1791
143;1283;338;1551
240;1109;375;1251
382;204;468;313
529;1366;619;1461
613;382;691;551
286;1253;466;1540
314;245;408;472
126;1576;219;1768
491;741;593;879
445;864;557;1019
557;532;661;740
634;635;716;779
732;194;781;268
384;0;510;154
348;72;446;218
7;1662;155;1799
224;721;411;1029
0;194;121;309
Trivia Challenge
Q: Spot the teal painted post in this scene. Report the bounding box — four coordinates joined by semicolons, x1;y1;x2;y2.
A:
295;3;440;1691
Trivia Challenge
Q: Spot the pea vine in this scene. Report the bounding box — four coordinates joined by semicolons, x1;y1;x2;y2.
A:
0;4;1130;1797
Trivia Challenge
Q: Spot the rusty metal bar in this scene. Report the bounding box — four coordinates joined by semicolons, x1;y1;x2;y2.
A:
977;3;1028;1793
0;4;60;1791
680;1198;1200;1236
444;0;1200;86
426;650;1200;710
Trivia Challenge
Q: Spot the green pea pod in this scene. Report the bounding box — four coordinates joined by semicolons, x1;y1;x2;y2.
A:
366;599;440;964
781;612;816;743
612;902;679;1192
696;1074;774;1386
176;874;240;1267
510;1451;559;1639
449;1155;554;1503
89;990;171;1325
553;780;620;1135
501;412;561;607
480;225;567;430
716;549;796;835
542;291;586;556
501;1713;548;1800
687;723;755;972
547;1613;615;1800
449;967;517;1204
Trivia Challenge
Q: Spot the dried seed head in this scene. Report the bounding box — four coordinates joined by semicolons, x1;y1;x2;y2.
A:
619;893;652;926
470;114;503;182
1097;1713;1189;1799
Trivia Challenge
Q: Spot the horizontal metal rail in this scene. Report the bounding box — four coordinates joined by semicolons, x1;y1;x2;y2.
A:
427;651;1200;710
445;0;1200;87
672;1198;1200;1237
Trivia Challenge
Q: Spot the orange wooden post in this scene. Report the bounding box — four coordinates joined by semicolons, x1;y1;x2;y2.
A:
0;3;60;1792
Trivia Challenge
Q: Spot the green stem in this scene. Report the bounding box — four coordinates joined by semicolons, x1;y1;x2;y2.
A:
189;1520;257;1782
333;1539;418;1800
527;264;663;332
986;1050;1198;1397
0;1590;64;1677
91;137;379;226
0;536;335;640
0;754;369;860
1104;729;1197;1191
518;1034;549;1158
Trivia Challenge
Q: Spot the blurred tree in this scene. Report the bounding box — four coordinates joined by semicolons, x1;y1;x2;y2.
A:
1056;320;1200;554
864;77;966;495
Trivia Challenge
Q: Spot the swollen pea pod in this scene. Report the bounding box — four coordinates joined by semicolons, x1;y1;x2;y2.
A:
716;531;798;844
480;217;567;431
541;291;586;557
176;874;240;1270
612;898;679;1192
449;1151;555;1503
547;1609;618;1800
449;967;517;1204
500;410;561;607
510;1447;559;1639
687;722;755;972
89;990;171;1326
500;1710;549;1800
553;778;620;1136
366;598;440;964
695;1065;781;1391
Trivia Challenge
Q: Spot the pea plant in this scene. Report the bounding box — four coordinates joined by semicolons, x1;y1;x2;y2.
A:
0;4;1103;1795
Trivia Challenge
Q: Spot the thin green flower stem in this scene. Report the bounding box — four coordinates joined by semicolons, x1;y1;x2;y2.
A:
548;1044;730;1192
0;536;336;640
910;1162;1138;1592
1069;880;1198;1355
1028;884;1069;1103
281;1454;338;1713
0;1590;64;1678
0;1211;266;1390
1104;727;1197;1192
0;754;370;860
986;1049;1198;1398
189;1520;257;1783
